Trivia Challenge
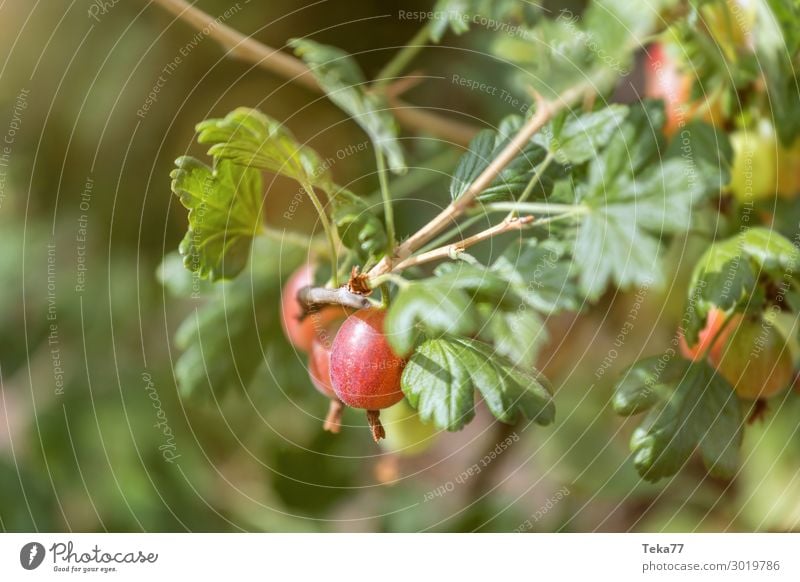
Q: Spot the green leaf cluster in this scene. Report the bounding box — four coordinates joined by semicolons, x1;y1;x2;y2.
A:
613;356;742;482
570;102;731;299
402;336;554;431
492;0;675;99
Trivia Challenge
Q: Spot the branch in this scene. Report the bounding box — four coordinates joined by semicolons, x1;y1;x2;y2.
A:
392;216;533;272
147;0;476;145
367;86;589;279
297;286;372;318
391;215;535;272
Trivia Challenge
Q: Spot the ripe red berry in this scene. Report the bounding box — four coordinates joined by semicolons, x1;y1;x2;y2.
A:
309;335;346;434
308;336;335;399
330;308;405;411
280;264;347;352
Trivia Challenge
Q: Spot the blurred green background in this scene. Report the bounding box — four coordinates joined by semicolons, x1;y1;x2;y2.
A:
1;0;798;533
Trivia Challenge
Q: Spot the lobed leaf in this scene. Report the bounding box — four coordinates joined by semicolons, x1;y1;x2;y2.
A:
535;105;628;165
623;361;742;482
571;103;730;299
401;336;554;431
385;263;520;356
492;238;582;314
170;157;264;281
479;304;547;369
450;115;553;202
196;107;331;190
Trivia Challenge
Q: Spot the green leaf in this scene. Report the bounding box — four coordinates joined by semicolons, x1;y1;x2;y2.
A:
622;361;742;482
479;304;547;369
535;105;628;165
170;157;264;281
156;251;213;298
613;355;686;416
430;0;471;42
332;199;388;262
491;0;674;100
290;38;406;173
450;116;551;202
195;107;332;190
385;264;519;356
666;121;734;190
174;242;304;398
385;284;477;358
492;238;582;314
583;0;676;63
572;102;728;299
757;0;800;145
429;0;539;43
401;336;554;431
492;20;597;99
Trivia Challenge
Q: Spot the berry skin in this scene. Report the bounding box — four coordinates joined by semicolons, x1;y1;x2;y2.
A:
280;264;347;352
330;308;405;411
729;121;778;202
308;336;336;398
307;318;347;434
777;139;800;198
710;317;793;400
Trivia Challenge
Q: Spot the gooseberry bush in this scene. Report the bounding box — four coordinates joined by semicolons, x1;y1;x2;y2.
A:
161;0;800;482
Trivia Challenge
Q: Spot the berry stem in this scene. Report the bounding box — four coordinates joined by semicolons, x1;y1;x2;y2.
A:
323;399;344;433
367;410;386;442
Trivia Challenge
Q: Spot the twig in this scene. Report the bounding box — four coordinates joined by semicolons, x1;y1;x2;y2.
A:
147;0;477;146
482;202;587;215
297;286;372;317
391;216;535;272
366;86;589;279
